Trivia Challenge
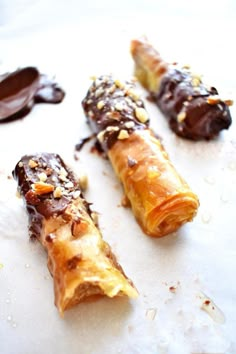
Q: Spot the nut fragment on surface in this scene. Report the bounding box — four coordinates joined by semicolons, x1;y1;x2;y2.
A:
28;159;38;168
114;79;125;89
118;129;129;140
135;107;149;123
53;186;63;198
224;98;233;106
32;182;55;195
97;100;105;110
38;172;47;182
207;95;221;105
72;190;81;199
177;111;186;122
126;88;140;101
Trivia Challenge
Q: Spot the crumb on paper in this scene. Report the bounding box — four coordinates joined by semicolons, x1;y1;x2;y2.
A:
198;292;225;324
169;285;177;293
0;263;4;269
145;308;157;321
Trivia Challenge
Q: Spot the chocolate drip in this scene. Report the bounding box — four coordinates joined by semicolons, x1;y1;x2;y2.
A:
154;67;232;140
82;75;149;152
0;67;65;123
12;153;90;239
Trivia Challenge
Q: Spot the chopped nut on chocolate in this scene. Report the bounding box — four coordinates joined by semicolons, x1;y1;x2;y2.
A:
72;190;81;199
38;172;47;182
53;186;63;198
28;159;38;168
126;88;140;101
207;95;221;105
135;107;149;123
32;181;55;195
114;79;125;89
118;129;129;140
97;100;105;110
115;102;124;111
177;112;186;122
65;181;74;189
224;99;233;106
125;121;135;129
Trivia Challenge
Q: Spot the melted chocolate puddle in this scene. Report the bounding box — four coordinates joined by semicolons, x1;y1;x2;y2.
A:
0;67;65;123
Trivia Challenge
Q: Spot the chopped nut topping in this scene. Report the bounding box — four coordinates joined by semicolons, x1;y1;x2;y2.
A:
79;173;88;191
28;159;38;168
95;87;104;98
90;75;97;81
108;85;116;94
18;161;23;168
125;121;135;129
207;95;221;105
115;102;124;111
88;110;94;118
97;130;105;143
87;99;92;104
97;101;105;110
192;77;201;87
32;182;55;195
38;172;47;182
58;174;68;182
177;111;186;122
59;167;68;177
135;107;149;123
53;186;63;198
114;79;125;89
224;99;233;106
65;181;74;189
126;88;140;101
118;129;129;140
106;126;119;132
72;190;81;199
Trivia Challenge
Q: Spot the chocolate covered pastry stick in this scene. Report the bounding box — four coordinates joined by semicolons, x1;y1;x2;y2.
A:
130;38;232;140
13;153;137;314
82;75;199;237
0;67;65;123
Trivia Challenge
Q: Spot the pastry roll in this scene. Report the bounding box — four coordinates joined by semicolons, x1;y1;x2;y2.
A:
13;153;137;314
82;75;199;237
130;38;232;140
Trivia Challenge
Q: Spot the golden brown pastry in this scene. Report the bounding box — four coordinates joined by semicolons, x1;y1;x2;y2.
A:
82;75;199;237
13;153;138;315
130;38;232;140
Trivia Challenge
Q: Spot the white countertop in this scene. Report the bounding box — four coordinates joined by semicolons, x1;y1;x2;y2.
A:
0;1;236;353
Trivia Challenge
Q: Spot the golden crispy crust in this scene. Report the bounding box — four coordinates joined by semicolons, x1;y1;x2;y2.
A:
108;130;199;237
130;38;168;92
13;153;138;315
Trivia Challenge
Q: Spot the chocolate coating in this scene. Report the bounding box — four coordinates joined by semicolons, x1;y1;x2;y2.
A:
82;75;149;151
13;153;87;239
0;67;65;123
154;67;232;140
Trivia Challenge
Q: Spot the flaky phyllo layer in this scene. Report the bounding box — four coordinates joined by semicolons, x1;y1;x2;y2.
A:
82;75;199;237
13;153;137;314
